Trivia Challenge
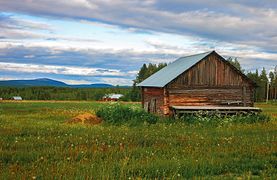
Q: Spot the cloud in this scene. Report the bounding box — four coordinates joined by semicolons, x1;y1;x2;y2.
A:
0;13;52;31
57;79;92;85
0;40;276;74
0;1;276;85
0;0;277;52
0;43;174;70
0;62;129;77
0;13;53;40
100;77;133;86
0;13;100;43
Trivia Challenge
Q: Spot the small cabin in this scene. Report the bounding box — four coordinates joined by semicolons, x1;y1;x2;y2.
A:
137;51;258;115
12;96;22;101
102;94;123;101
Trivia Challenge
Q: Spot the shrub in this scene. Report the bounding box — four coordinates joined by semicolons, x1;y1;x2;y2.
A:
96;103;158;125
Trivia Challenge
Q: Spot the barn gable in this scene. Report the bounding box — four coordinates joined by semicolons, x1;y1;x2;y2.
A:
168;52;255;88
137;51;255;88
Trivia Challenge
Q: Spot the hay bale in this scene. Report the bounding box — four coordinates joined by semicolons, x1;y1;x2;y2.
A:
67;113;102;125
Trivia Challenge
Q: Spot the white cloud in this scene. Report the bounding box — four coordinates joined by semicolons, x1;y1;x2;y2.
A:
1;0;276;50
58;79;92;85
0;0;276;80
100;77;133;86
0;62;127;76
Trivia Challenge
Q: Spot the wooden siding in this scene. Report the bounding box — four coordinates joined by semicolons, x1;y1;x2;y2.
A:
168;53;250;88
165;53;255;108
168;87;254;107
142;87;165;115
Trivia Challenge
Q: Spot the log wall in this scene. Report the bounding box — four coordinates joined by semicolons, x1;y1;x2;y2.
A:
166;53;255;108
142;87;165;115
167;87;254;107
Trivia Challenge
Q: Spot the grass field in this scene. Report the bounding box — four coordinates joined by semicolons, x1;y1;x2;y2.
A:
0;101;276;179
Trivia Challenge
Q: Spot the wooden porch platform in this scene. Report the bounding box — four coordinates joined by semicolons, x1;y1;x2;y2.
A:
171;106;261;116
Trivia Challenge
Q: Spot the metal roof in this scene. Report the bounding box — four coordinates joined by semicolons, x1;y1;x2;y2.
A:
137;51;213;87
104;94;124;99
12;96;22;100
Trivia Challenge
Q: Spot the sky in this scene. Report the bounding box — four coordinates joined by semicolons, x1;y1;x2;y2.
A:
0;0;276;85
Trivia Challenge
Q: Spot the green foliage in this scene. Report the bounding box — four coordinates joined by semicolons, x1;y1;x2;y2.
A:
227;57;277;102
133;63;167;85
129;63;167;102
227;57;244;73
247;68;270;102
96;103;158;125
0;87;133;101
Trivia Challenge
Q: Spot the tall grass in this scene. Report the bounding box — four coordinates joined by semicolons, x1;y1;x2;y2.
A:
0;101;276;179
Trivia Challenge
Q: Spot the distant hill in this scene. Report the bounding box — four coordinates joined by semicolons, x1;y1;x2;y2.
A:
0;78;114;88
71;84;114;88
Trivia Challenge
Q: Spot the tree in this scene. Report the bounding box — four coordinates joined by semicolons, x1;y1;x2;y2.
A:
134;63;167;86
227;57;244;73
247;70;260;101
260;68;269;101
135;63;147;84
247;68;268;102
130;62;167;101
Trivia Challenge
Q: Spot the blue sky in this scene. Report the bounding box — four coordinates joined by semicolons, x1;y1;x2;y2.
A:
0;0;276;85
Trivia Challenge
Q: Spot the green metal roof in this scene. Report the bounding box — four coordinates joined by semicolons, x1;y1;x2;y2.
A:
137;51;213;87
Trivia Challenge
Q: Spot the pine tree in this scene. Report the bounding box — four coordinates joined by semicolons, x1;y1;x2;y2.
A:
260;68;268;101
131;62;167;101
227;57;244;73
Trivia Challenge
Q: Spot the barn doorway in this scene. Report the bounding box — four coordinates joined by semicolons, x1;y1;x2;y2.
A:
144;98;157;113
149;98;157;113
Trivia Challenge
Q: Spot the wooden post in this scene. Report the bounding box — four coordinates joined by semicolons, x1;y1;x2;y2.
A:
266;82;269;103
141;87;144;108
163;88;169;115
274;87;277;101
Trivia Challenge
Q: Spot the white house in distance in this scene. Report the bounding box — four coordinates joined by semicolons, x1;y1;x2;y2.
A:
102;94;123;101
12;96;23;100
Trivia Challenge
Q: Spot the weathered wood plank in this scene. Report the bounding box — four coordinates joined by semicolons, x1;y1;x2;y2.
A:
142;87;164;115
168;53;254;88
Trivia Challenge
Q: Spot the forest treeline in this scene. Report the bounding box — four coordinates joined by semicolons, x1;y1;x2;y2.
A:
0;87;133;101
0;60;276;102
227;58;275;102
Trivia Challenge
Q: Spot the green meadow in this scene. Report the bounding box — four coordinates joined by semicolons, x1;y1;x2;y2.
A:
0;101;276;179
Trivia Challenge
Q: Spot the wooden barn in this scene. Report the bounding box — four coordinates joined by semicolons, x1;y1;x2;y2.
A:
137;51;260;116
